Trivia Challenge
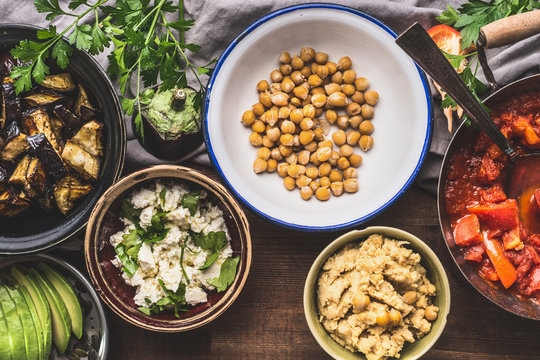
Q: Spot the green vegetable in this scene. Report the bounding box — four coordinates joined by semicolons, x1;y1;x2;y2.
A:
207;257;239;292
120;199;141;223
9;0;216;139
190;230;227;269
199;252;219;271
179;239;190;285
138;280;188;317
181;190;200;216
114;243;138;277
159;187;167;208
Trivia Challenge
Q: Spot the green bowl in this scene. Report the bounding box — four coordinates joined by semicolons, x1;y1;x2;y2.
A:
303;226;451;360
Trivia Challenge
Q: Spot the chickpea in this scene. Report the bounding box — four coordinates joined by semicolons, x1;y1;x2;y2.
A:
343;167;358;179
346;130;361;146
311;93;327;108
319;176;331;188
296;175;311;188
285;153;298;165
315;52;328;64
290;109;304;123
311;87;325;95
301;47;315;62
343;69;357;84
403;291;417;305
349;115;362;129
266;159;277;173
308;74;323;87
266;127;280;142
279;144;293;157
315;187;331;201
328;92;348;107
311;62;318;74
270;69;283;83
316;64;329;79
298;150;310;165
352;294;370;313
290;97;302;107
325;110;338;124
280;134;294;146
346;102;361;116
365;90;379;105
252;103;265;116
376;311;390;327
425;305;439;321
330;71;343;84
389;309;402;327
337;56;352;71
306;166;318;179
301;95;312;107
271;147;283;161
264;109;279;126
330;181;344;197
327;61;337;74
351;91;365;104
241;110;255;126
253;158;267;173
249;132;262;146
291;55;304;70
300;118;315;131
257;147;271;160
278;106;291;120
349;153;363;167
293;86;309;100
355;77;369;91
300;66;311;78
270;83;282;93
359;120;374;135
300;186;313;200
309;180;320;193
280;64;292;76
332;130;346;146
340;144;353;157
277;162;289;177
344;178;359;193
291;70;305;85
316;147;332;162
302;104;316;118
270;92;288;107
336;115;349;129
287;164;301;178
281;78;295;93
324;83;341;96
279;51;291;64
317;140;331;149
310;152;321;166
299;130;315;145
259;91;272;108
304;141;318;153
257;80;270;92
329;169;342;182
283;176;296;190
337;157;350;170
359;135;374;152
328;151;340;167
280;120;296;134
318;162;332;177
342;84;356;96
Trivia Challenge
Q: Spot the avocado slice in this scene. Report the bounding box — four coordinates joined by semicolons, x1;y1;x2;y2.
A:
0;299;13;360
0;285;26;360
10;266;52;359
19;287;44;360
27;268;71;355
5;286;39;360
37;262;83;339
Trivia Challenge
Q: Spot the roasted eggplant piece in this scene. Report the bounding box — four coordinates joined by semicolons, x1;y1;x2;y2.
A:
71;120;103;157
1;125;29;162
0;53;22;79
74;84;97;121
23;91;63;107
2;83;19;125
41;73;77;92
22;107;61;152
0;187;31;217
61;141;99;181
53;176;92;215
8;155;46;198
53;104;80;132
26;157;47;195
0;162;8;191
50;114;64;144
27;133;67;180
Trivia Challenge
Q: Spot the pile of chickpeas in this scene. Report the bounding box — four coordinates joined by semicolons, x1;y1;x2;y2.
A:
241;47;378;201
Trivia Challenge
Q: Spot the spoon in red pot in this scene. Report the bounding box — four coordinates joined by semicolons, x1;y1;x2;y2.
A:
395;19;540;228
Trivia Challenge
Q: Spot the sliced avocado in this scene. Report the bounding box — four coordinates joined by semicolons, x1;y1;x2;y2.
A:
5;286;38;360
10;266;52;359
0;285;26;360
27;268;71;355
19;287;44;360
0;300;12;360
37;263;83;339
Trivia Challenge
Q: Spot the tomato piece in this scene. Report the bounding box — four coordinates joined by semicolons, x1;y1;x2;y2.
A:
483;234;517;288
453;214;482;246
427;24;461;55
467;199;519;230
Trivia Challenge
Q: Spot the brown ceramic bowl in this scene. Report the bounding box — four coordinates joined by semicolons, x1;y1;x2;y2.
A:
84;165;252;332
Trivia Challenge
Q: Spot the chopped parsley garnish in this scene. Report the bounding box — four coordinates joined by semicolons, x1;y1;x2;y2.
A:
114;243;138;277
207;257;240;292
190;230;228;270
181;190;200;216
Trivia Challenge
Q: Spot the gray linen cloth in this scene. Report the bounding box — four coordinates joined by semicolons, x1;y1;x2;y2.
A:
1;0;539;189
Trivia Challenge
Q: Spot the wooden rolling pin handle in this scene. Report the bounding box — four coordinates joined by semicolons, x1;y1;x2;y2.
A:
478;10;540;48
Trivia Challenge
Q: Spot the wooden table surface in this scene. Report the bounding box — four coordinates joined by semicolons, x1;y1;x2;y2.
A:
54;166;540;360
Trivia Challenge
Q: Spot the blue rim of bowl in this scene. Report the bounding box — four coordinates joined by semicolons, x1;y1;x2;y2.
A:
203;3;433;232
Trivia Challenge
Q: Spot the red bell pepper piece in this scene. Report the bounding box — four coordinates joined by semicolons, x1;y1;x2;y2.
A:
483;234;517;289
467;199;519;230
453;214;482;247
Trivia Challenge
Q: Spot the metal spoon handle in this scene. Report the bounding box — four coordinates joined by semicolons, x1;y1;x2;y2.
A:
395;23;518;160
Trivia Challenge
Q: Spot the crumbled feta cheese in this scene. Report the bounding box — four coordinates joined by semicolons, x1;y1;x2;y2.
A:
185;286;208;306
166;206;191;229
130;188;157;209
138;243;156;273
139;206;155;229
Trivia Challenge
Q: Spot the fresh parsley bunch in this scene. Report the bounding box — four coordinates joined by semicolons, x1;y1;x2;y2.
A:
9;0;216;138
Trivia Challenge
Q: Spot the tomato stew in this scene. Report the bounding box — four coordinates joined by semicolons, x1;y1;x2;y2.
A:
444;91;540;301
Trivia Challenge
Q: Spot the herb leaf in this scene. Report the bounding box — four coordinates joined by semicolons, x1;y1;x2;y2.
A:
181;190;200;216
120;199;141;223
190;231;227;252
199;251;219;271
114;243;139;277
207;257;240;292
159;187;167;208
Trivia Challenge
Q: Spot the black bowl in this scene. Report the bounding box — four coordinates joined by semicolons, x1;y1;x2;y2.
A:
0;24;126;254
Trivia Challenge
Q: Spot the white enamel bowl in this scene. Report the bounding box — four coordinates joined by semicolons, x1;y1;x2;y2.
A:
204;4;432;231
